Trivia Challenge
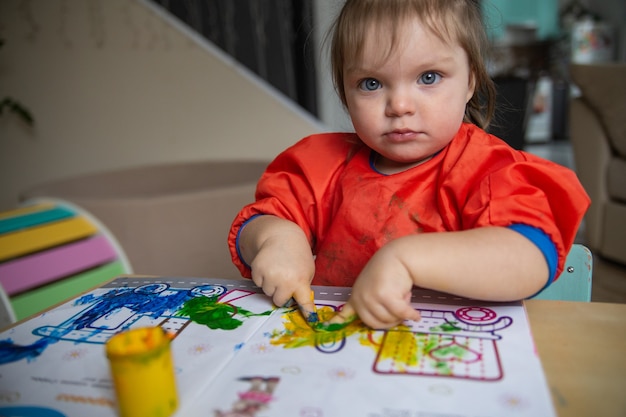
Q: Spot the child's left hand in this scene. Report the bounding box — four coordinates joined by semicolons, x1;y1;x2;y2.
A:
333;242;421;329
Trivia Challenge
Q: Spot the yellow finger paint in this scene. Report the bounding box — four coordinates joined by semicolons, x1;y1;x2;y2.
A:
106;327;178;417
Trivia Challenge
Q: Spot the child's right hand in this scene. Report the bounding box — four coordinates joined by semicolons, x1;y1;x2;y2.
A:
240;215;315;309
250;236;315;308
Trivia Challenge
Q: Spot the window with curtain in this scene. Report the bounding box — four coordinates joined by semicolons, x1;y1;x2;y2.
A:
151;0;318;118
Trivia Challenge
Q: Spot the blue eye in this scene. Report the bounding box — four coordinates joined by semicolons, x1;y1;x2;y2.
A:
420;72;441;85
359;78;381;91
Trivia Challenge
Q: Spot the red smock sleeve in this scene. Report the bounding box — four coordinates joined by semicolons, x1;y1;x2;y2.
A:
227;133;359;277
439;125;590;279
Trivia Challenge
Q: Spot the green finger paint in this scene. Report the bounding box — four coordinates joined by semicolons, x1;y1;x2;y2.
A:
177;296;272;331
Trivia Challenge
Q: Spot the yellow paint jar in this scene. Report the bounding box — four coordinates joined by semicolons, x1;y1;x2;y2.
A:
106;327;178;417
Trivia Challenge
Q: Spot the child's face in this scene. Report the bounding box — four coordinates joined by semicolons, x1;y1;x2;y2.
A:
343;18;475;173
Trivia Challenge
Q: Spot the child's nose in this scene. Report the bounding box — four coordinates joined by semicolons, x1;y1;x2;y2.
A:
385;90;416;117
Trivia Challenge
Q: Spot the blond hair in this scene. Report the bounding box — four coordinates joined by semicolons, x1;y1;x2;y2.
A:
330;0;495;129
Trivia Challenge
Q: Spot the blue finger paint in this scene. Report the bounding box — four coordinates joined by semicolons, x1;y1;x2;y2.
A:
0;406;66;417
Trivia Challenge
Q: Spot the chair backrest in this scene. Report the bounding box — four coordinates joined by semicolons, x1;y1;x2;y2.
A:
0;282;16;330
531;244;592;302
0;199;132;321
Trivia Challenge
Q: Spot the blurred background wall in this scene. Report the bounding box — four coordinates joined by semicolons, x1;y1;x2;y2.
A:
0;0;325;211
1;0;624;211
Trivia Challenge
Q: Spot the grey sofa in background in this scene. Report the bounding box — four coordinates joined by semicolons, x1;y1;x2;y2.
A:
569;63;626;266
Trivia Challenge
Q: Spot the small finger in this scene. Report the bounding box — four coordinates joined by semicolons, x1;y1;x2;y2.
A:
293;286;318;325
271;287;294;309
404;307;421;322
359;306;402;330
388;298;421;323
327;302;357;325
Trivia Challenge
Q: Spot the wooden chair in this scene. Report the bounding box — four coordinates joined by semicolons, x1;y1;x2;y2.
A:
531;244;593;302
0;199;132;321
0;282;16;330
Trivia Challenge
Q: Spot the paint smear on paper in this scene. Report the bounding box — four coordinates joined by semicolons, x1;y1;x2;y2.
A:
177;296;272;331
270;306;366;349
374;332;478;376
0;337;56;365
268;306;476;376
375;330;422;370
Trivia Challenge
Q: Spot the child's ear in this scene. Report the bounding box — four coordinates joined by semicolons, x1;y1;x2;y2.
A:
466;72;476;103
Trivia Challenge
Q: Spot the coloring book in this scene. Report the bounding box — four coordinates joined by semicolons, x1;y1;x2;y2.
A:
0;276;556;417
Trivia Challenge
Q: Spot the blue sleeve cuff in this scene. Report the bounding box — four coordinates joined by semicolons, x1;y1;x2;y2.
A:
507;223;558;291
235;214;264;270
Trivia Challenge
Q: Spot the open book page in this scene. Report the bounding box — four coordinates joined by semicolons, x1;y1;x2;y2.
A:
0;277;555;417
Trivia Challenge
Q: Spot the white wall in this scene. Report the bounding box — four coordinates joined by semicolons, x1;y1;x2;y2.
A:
0;0;326;211
312;0;352;133
4;0;618;212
